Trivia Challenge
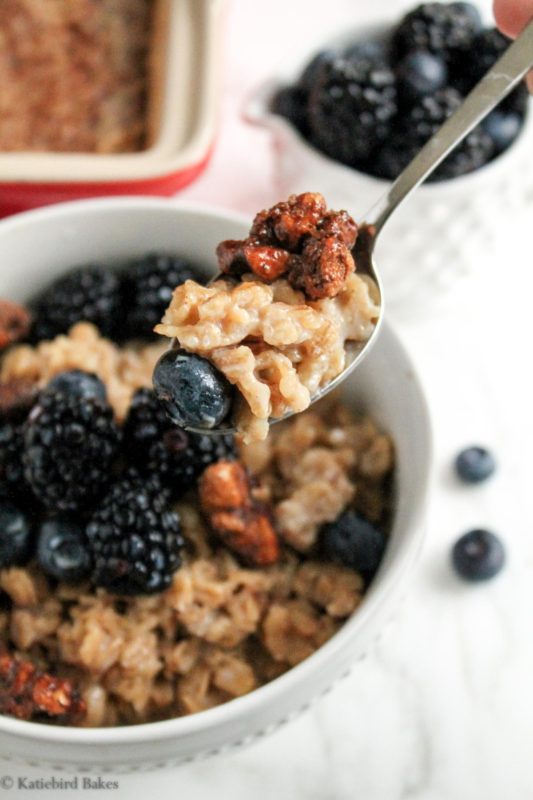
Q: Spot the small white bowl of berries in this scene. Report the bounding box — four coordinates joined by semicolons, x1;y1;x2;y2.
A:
247;2;532;308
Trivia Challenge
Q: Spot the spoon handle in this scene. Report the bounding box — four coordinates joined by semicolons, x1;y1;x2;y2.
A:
366;18;533;235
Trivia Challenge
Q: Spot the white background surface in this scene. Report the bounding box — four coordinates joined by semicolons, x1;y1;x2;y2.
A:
3;0;533;797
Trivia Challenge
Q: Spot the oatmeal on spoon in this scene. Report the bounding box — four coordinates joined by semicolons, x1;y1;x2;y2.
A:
153;192;381;443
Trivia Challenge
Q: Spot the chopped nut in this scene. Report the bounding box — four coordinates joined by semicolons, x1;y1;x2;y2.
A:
215;193;358;301
0;648;86;723
0;300;31;351
199;461;280;567
289;236;355;300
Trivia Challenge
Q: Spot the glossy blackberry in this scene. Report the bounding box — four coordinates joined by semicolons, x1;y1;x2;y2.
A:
375;88;494;181
86;470;184;596
0;402;35;504
392;3;482;61
272;86;309;135
308;56;397;166
457;28;529;115
123;388;236;494
452;529;505;582
31;265;121;342
121;253;198;339
23;392;120;512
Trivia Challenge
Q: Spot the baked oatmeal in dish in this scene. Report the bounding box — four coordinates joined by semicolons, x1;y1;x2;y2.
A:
0;0;155;153
154;193;380;443
0;214;392;728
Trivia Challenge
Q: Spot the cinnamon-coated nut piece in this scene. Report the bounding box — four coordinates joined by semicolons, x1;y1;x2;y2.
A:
0;300;31;350
200;460;250;513
320;210;358;248
199;460;280;566
251;192;327;251
289;236;355;300
0;649;86;722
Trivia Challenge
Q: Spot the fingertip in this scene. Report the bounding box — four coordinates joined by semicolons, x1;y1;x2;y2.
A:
493;0;532;38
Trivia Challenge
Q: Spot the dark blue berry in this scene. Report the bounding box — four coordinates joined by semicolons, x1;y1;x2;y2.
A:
455;446;496;484
321;510;386;577
46;370;107;403
452;529;505;581
396;50;448;101
482;110;523;154
0;503;33;568
37;516;92;582
153;349;233;430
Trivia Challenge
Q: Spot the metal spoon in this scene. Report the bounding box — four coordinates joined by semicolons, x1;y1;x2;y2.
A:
183;19;533;435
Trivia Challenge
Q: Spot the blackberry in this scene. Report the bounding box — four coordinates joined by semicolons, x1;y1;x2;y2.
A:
31;265;122;342
0;400;35;505
86;470;184;595
375;88;494;181
392;3;482;61
456;28;529;116
272;86;309;135
123;388;236;494
23;391;120;512
121;253;198;340
308;56;397;166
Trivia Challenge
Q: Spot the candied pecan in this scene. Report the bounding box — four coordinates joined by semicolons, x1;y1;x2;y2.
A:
0;648;86;722
200;460;250;513
0;378;37;418
251;192;327;251
216;240;246;275
319;210;358;248
199;461;280;567
288;236;355;300
0;300;31;351
241;243;291;282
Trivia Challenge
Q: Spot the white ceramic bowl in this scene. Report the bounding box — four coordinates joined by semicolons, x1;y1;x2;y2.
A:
245;24;533;310
0;198;431;772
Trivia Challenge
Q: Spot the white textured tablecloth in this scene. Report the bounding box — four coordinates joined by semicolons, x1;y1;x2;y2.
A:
3;0;533;797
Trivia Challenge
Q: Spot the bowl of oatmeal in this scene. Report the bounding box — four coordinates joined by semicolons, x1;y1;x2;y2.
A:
0;197;431;770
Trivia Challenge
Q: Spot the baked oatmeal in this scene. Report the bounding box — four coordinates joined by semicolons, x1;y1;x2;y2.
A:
0;228;392;728
154;193;380;443
0;0;154;153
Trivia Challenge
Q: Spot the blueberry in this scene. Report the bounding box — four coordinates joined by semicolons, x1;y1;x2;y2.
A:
396;50;448;101
455;446;496;484
321;510;386;577
483;110;523;154
153;349;234;430
298;49;337;92
37;516;92;582
46;370;107;403
452;529;505;581
0;503;33;568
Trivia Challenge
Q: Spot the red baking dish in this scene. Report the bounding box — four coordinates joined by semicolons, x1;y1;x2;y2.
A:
0;0;223;216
